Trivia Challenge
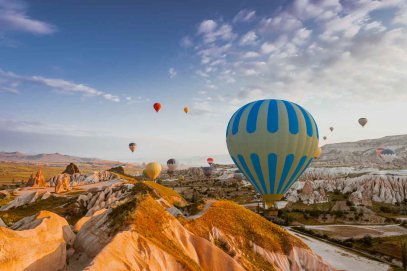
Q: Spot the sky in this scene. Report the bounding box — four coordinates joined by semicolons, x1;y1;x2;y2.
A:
0;0;407;164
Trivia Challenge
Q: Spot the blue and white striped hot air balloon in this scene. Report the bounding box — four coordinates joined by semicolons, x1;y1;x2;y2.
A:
226;99;319;208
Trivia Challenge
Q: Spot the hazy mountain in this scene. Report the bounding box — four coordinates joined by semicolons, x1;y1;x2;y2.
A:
0;151;120;165
317;134;407;167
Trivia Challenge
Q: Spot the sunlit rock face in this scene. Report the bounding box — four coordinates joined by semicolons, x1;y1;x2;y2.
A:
54;174;71;194
69;183;334;271
0;211;75;271
26;170;47;188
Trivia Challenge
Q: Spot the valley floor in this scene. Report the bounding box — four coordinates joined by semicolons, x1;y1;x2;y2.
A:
289;230;390;271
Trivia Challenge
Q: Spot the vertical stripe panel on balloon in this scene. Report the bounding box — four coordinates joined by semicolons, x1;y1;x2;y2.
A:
296;104;313;137
277;154;295;194
267;100;279;133
232;156;262;194
237;154;263;194
246;100;264;134
232;102;253;135
283;101;299;135
281;155;307;193
273;101;289;194
293;158;314;190
268;153;277;194
250;153;267;194
309;113;319;140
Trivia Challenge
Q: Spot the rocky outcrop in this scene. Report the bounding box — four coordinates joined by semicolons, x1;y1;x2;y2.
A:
69;183;333;271
75;183;134;216
48;171;117;187
0;190;51;211
55;174;71;194
0;211;75;271
63;163;81;174
108;166;125;175
26;170;47;187
287;170;407;205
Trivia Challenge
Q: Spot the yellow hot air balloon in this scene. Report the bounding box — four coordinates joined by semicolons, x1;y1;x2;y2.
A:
314;147;321;159
226;99;319;208
144;162;162;181
184;107;189;114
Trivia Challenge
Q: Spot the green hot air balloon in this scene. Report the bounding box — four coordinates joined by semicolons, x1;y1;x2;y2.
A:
226;99;319;208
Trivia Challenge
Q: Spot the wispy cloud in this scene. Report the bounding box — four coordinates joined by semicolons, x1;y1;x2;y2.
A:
181;0;407;115
0;69;120;102
169;67;177;79
233;9;256;23
0;0;56;35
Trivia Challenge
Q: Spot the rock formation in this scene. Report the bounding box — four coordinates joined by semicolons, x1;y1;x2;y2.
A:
287;169;407;205
55;174;71;194
0;211;75;271
26;170;46;187
63;162;81;174
0;190;51;211
68;183;334;271
108;166;125;175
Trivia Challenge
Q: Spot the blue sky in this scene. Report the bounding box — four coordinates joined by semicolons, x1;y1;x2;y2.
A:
0;0;407;164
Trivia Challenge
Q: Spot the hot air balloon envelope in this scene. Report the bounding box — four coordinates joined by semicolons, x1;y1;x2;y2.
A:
358;118;367;127
184;107;189;114
207;158;214;166
226;99;319;208
154;103;162;112
330;127;334;132
129;143;136;153
145;162;162;181
167;158;178;172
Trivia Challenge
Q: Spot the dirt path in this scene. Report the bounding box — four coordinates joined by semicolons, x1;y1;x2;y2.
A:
289;230;390;271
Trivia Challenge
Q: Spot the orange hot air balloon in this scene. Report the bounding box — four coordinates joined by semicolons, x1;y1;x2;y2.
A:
184;107;189;114
153;103;161;112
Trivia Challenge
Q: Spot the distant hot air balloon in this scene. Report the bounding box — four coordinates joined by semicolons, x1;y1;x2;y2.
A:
234;173;244;181
207;158;214;166
145;162;162;181
323;136;327;140
202;167;213;177
129;143;136;153
358;118;367;127
330;127;334;132
167;158;178;173
376;148;396;163
314;147;322;159
226;99;319;208
153;103;162;112
184;107;189;114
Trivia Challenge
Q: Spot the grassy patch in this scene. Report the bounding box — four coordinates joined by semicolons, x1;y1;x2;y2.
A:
0;195;84;225
144;181;187;206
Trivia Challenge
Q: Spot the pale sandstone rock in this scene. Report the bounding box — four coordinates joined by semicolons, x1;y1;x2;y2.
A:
0;211;75;271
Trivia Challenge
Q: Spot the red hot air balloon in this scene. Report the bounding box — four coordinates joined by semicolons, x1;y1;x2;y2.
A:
207;157;214;166
153;103;161;112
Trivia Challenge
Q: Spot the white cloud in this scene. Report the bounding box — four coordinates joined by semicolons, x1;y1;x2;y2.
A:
239;31;258;46
233;9;256;23
169;67;177;79
0;69;120;102
197;19;236;43
198;19;217;34
243;51;260;58
180;36;193;48
0;0;56;35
